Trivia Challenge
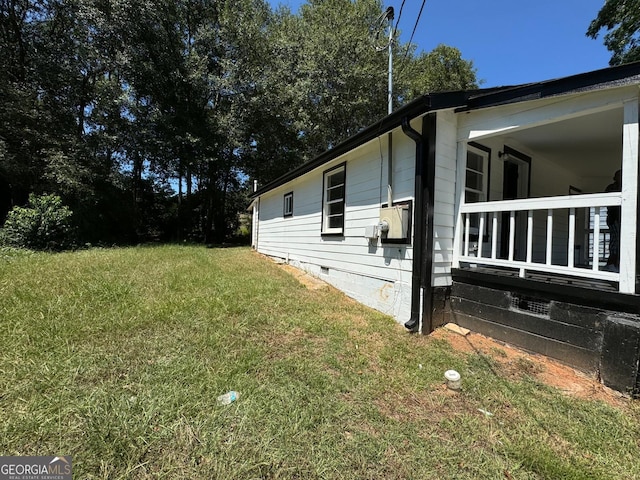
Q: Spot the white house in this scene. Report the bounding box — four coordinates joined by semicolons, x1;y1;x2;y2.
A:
250;62;640;395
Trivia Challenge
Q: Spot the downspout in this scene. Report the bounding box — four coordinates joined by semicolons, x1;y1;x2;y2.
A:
402;113;437;333
387;133;393;207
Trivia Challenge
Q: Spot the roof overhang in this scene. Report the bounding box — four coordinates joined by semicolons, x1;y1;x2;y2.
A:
251;91;474;197
252;61;640;198
458;61;640;113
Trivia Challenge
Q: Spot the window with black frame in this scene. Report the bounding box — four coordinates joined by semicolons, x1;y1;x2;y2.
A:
283;192;293;217
322;164;345;235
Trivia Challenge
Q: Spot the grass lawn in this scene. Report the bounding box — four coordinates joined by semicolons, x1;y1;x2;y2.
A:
1;245;639;479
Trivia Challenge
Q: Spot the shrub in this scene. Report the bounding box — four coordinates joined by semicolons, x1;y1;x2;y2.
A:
0;194;74;251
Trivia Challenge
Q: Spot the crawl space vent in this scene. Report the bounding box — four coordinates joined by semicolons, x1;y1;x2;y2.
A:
510;295;550;317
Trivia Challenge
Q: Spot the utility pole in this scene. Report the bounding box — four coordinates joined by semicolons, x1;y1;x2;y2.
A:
372;7;395;112
384;7;394;207
372;6;395;207
386;7;394;115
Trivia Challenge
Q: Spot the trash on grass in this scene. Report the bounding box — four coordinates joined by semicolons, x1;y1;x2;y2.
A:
217;391;240;405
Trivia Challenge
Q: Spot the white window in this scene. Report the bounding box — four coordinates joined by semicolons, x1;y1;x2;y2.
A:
464;143;491;244
465;143;490;203
283;192;293;217
322;164;345;235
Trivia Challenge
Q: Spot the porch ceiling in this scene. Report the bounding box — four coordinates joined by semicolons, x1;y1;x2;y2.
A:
501;108;623;179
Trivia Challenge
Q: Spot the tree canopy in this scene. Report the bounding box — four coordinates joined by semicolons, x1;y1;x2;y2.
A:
0;0;478;246
587;0;640;65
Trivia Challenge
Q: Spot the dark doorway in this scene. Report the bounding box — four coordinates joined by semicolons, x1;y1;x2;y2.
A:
503;161;519;200
499;147;531;260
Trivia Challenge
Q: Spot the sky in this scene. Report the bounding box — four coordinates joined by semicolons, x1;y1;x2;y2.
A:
268;0;613;88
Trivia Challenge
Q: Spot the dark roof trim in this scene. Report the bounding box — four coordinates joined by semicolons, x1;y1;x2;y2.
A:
458;61;640;112
252;91;474;197
253;61;640;197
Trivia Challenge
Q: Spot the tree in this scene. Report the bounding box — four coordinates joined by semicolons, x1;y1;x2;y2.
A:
397;44;478;101
114;0;274;242
0;0;49;211
587;0;640;65
0;0;119;224
274;0;389;157
246;0;478;186
0;0;479;245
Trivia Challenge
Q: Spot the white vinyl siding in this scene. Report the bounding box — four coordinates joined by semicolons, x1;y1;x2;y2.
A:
254;130;417;323
433;110;458;287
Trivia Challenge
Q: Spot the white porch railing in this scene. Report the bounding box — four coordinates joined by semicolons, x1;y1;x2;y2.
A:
457;192;622;283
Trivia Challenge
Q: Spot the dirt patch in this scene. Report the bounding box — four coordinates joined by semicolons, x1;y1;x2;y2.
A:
278;264;328;290
271;255;631;409
375;387;476;424
431;324;630;408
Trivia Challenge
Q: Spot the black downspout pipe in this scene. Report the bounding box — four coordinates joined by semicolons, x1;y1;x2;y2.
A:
402;113;437;333
401;116;425;332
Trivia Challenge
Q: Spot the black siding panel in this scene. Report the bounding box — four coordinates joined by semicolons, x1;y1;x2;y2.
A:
451;311;599;373
450;297;603;351
600;316;640;393
451;282;512;309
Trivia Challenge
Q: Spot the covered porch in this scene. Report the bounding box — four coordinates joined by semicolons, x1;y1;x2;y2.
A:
453;92;639;297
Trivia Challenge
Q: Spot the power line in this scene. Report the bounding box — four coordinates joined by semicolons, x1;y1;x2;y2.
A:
393;0;406;37
406;0;426;53
397;0;427;79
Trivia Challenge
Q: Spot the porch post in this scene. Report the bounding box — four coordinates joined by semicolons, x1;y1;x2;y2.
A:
619;98;639;294
452;142;467;269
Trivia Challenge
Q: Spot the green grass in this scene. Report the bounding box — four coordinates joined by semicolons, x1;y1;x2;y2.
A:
1;245;639;479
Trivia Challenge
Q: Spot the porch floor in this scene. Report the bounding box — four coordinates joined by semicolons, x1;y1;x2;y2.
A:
458;264;618;292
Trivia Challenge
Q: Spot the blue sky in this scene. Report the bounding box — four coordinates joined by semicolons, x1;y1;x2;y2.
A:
269;0;613;88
